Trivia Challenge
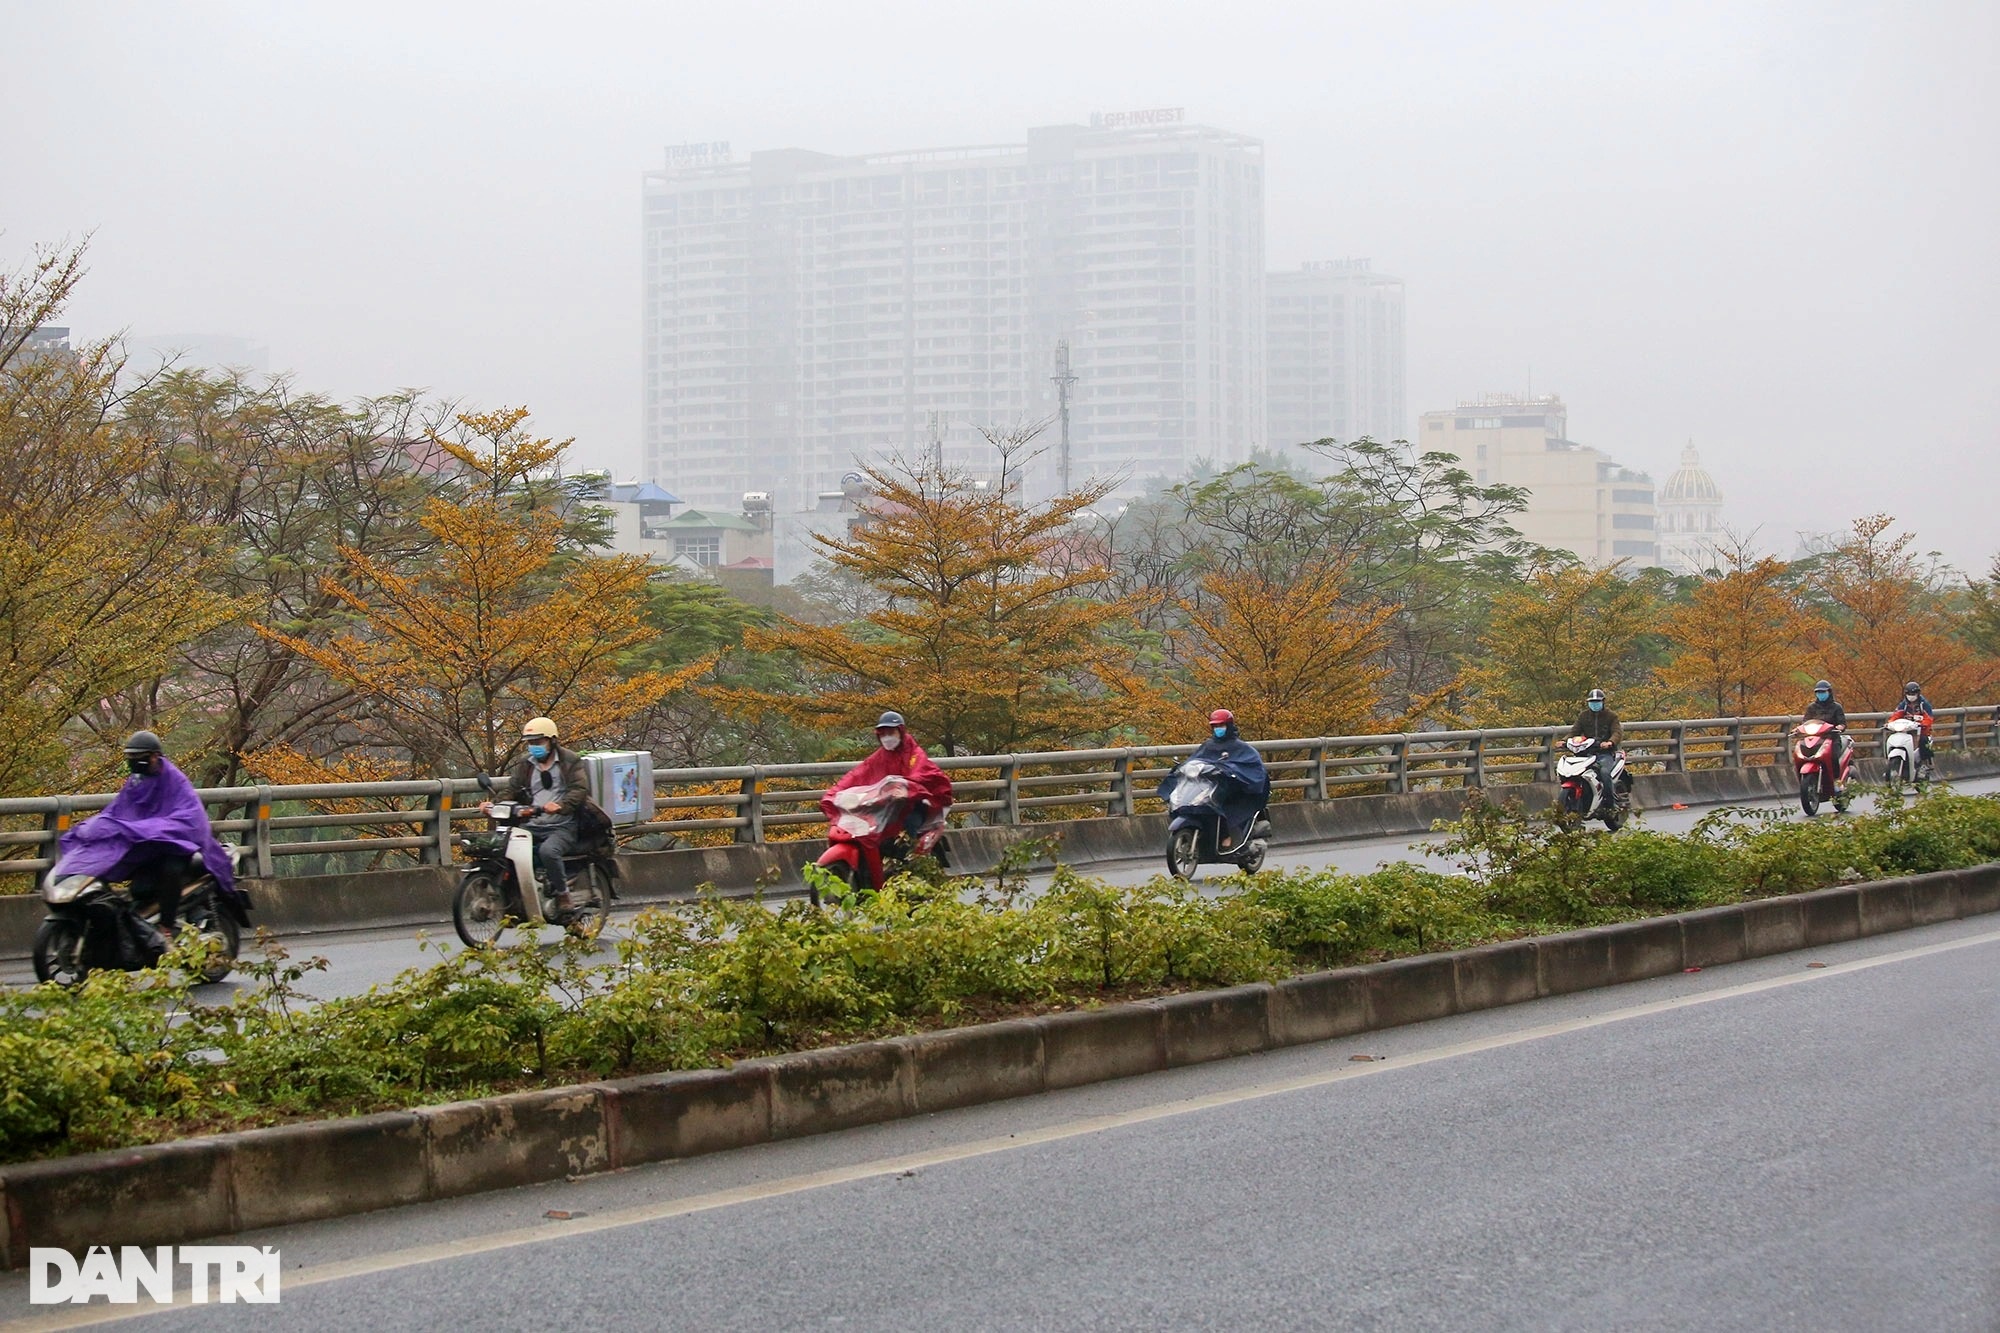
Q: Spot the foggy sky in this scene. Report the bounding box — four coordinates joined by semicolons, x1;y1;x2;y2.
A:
5;1;1996;569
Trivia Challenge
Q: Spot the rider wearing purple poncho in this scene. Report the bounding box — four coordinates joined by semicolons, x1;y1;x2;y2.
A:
53;731;236;936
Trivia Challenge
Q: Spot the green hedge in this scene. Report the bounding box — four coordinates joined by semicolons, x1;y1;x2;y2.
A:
6;789;1999;1163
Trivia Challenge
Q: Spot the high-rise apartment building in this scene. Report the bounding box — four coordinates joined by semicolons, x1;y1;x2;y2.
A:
1266;260;1405;452
1416;394;1658;567
642;113;1266;514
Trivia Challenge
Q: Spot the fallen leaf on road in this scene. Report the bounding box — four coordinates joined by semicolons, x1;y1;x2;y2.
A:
544;1210;585;1220
1671;803;1689;810
1805;962;1827;969
1348;1054;1382;1062
1683;966;1702;973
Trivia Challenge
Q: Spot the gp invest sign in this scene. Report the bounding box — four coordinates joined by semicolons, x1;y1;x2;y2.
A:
30;1246;280;1305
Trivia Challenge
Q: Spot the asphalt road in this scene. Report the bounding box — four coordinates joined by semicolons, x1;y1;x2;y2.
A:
6;910;1996;1331
6;779;1994;1005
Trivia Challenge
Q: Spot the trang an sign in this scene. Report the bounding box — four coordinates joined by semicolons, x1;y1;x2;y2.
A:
30;1246;281;1305
667;140;733;166
1090;107;1186;129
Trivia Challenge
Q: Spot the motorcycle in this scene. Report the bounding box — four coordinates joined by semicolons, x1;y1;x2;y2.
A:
1555;735;1628;831
1160;757;1272;879
1790;720;1854;816
451;776;615;946
1881;715;1931;789
811;774;949;906
34;845;251;986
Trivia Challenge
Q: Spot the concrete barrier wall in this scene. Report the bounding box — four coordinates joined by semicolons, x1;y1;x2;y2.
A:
3;751;1995;960
7;858;1999;1267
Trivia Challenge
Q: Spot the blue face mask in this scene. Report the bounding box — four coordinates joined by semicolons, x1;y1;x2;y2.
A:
1588;701;1604;712
527;742;551;762
1815;692;1830;703
1213;726;1229;739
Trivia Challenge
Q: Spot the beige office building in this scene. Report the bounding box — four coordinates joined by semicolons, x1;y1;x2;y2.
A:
1416;394;1658;567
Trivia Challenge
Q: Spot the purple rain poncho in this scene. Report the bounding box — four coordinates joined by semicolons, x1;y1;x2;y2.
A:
53;758;237;897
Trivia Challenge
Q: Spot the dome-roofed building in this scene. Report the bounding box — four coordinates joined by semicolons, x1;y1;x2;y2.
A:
1658;443;1726;576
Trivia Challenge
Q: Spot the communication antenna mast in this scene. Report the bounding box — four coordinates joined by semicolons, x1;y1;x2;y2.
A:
925;410;948;472
1051;341;1078;494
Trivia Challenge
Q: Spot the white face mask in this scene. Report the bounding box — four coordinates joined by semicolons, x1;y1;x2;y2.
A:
878;732;902;751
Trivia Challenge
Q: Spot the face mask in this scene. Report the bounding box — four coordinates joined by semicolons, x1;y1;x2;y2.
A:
527;742;551;761
1588;701;1604;712
1815;692;1830;702
878;732;902;751
125;754;153;776
1213;726;1229;739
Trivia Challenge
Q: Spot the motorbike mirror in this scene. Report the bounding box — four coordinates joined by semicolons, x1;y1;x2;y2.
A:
477;774;496;793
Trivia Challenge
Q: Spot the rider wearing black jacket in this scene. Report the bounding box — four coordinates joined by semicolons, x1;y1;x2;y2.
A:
1569;688;1629;807
1802;680;1853;775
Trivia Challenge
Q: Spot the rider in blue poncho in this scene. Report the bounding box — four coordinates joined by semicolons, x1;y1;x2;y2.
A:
52;731;238;939
1159;709;1270;850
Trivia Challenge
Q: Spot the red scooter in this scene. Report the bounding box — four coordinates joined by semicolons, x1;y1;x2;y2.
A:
811;774;948;905
1790;719;1853;816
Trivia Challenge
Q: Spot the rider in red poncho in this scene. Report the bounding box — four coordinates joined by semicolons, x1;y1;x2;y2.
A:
821;711;953;888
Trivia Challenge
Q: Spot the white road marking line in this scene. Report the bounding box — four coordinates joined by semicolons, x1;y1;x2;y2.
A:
9;923;2000;1331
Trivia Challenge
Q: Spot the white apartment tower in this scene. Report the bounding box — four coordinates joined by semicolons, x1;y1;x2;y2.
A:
1266;260;1406;452
642;114;1266;513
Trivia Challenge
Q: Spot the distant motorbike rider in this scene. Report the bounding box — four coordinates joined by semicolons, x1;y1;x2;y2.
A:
823;711;954;876
52;730;237;958
483;717;585;921
1802;680;1854;779
1188;709;1270;851
1569;689;1630;808
1888;680;1936;771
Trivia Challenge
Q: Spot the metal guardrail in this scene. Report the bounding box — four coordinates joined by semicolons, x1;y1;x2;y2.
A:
2;709;1996;879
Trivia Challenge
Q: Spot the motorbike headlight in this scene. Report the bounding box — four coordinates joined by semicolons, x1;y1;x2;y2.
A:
44;874;98;904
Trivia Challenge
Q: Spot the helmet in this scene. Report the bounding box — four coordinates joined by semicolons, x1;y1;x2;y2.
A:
1904;681;1922;695
1585;689;1606;704
121;730;163;756
1209;709;1235;727
521;717;559;739
875;711;905;730
1813;680;1832;693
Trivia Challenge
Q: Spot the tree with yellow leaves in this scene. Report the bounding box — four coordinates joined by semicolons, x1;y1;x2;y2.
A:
0;242;238;795
1655;547;1818;717
251;409;702;778
1798;515;1996;711
1462;560;1669;726
716;433;1143;755
1139;560;1395;741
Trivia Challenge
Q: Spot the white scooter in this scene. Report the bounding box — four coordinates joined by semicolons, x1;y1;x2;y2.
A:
1555;735;1628;831
1881;716;1930;789
451;776;613;946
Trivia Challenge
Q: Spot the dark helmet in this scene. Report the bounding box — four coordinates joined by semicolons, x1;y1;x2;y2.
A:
1814;679;1832;693
122;730;163;756
1209;708;1234;727
1585;689;1607;704
875;711;905;730
1904;681;1922;695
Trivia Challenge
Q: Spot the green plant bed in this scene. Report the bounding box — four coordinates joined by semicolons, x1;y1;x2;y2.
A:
6;788;1999;1165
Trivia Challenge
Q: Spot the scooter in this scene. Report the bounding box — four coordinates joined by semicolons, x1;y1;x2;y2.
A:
1555;735;1628;831
34;845;251;986
1161;757;1271;879
451;776;614;945
811;774;949;906
1790;720;1854;816
1881;715;1931;789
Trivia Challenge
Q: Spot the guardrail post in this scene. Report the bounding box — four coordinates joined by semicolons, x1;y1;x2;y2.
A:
735;770;764;845
1002;757;1021;826
1957;709;1969;750
422;780;453;865
1727;719;1743;768
38;796;73;881
1310;742;1329;801
1671;722;1687;774
1468;733;1486;789
1112;753;1135;816
252;785;275;878
1393;737;1410;793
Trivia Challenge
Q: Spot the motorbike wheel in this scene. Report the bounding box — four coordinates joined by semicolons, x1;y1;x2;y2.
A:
1235;841;1268;875
1560;786;1589;817
1887;754;1907;788
453;872;511;947
1166;827;1201;880
809;858;858;909
1601;805;1626;833
1798;772;1820;817
192;910;239;984
1833;791;1852;814
565;863;613;940
32;918;86;986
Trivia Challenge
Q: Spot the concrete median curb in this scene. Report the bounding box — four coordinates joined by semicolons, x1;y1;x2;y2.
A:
6;860;2000;1267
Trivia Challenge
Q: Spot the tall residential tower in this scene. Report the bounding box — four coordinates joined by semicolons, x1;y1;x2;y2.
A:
641;113;1266;513
1266;259;1405;453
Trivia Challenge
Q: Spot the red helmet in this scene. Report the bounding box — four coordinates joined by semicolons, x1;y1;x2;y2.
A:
1209;709;1234;727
